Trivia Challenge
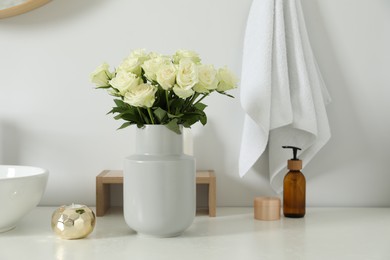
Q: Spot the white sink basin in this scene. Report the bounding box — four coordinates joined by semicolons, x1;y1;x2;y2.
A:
0;165;49;232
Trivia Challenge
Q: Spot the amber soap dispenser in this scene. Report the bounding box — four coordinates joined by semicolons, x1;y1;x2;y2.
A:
282;146;305;218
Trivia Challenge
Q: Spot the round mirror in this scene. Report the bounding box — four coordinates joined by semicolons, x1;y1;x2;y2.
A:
0;0;51;19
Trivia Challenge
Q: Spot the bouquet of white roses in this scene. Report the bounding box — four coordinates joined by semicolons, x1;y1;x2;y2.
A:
90;49;237;133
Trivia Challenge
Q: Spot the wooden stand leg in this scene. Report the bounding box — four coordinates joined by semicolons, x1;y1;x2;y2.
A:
208;174;216;217
96;171;110;216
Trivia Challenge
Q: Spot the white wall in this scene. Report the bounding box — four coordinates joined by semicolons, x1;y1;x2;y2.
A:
0;0;389;207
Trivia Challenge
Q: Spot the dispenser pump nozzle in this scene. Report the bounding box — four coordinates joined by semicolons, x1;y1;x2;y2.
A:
282;146;302;160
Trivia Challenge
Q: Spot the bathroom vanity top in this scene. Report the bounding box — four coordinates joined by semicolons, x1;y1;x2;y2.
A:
0;207;389;259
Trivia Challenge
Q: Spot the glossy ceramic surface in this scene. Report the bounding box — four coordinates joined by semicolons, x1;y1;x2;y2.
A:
124;125;196;237
0;165;48;232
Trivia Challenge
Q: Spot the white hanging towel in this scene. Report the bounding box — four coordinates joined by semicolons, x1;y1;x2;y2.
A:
239;0;331;193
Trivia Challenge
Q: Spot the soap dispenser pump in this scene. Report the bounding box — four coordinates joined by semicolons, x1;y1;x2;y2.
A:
282;146;305;218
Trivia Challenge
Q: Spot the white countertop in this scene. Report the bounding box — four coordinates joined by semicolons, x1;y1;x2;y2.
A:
1;207;389;260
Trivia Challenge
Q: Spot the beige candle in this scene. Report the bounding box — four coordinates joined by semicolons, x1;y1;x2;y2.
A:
254;197;281;221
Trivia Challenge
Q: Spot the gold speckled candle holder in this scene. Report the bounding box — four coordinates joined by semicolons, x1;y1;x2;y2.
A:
51;204;96;239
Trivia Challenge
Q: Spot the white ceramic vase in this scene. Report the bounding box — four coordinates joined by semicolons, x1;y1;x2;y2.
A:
123;125;196;237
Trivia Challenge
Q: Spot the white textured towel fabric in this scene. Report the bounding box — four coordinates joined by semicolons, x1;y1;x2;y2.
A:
239;0;331;193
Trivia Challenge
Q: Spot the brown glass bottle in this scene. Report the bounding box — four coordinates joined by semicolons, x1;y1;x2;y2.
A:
283;160;306;218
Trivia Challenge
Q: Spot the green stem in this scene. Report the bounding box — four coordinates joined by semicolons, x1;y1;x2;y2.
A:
194;93;209;105
136;107;142;118
147;108;155;124
165;90;170;114
190;93;200;104
137;107;149;124
183;93;199;111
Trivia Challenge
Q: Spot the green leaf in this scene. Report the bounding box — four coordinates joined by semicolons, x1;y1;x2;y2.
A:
114;114;123;120
179;109;208;127
153;107;167;123
194;102;207;111
117;122;131;130
121;113;140;122
165;119;181;134
217;91;235;98
200;114;207;125
167;113;184;119
181;114;200;127
114;99;127;107
170;99;186;113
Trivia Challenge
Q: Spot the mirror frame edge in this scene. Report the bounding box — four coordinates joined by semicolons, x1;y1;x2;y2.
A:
0;0;52;19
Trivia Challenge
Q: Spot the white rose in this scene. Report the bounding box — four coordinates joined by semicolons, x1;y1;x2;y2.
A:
216;67;238;92
174;59;198;99
109;71;140;96
142;56;168;82
173;50;201;64
124;83;157;108
193;64;218;94
156;63;177;90
148;51;162;59
107;88;121;97
90;63;113;87
116;57;143;76
129;49;149;62
176;59;198;88
173;84;194;99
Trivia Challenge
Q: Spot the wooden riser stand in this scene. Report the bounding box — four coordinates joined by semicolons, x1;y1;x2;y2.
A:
96;170;216;217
